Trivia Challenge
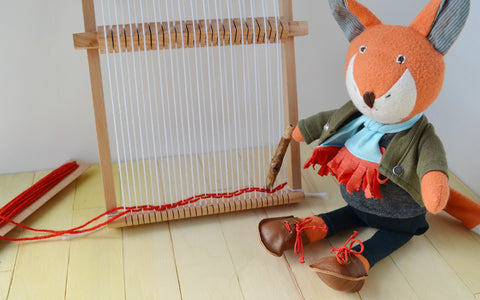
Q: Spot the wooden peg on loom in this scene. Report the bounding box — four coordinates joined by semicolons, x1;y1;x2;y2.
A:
266;124;295;190
73;17;308;53
0;161;89;237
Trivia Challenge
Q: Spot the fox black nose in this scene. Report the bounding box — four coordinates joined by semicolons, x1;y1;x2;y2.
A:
363;91;376;108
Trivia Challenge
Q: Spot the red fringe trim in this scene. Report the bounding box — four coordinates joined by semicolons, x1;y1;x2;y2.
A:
305;146;387;199
304;146;340;176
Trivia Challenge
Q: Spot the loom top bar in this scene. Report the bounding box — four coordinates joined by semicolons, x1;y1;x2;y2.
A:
73;20;308;51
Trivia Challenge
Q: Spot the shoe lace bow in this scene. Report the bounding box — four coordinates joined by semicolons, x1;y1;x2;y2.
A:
330;231;364;265
284;217;327;264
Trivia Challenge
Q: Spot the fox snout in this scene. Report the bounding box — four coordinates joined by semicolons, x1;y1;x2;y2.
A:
363;92;375;108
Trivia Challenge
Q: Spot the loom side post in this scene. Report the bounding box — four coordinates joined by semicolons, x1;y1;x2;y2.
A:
281;0;303;192
81;0;117;210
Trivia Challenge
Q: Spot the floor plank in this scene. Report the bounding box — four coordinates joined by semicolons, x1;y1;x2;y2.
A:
359;256;418;300
0;270;12;300
0;172;35;299
8;170;75;300
68;163;125;300
391;235;475;300
0;173;34;273
425;212;480;294
218;210;303;300
169;215;244;300
65;207;125;300
122;222;182;300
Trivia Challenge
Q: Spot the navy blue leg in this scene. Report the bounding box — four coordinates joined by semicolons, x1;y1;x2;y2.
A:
352;229;413;267
319;205;365;237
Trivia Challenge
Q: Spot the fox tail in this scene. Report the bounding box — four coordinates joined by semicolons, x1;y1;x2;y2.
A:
444;188;480;235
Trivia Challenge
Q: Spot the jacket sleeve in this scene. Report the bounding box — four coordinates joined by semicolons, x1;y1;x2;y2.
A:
297;109;336;145
416;123;449;179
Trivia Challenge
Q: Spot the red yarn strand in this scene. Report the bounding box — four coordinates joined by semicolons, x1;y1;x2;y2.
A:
0;162;79;228
0;182;288;242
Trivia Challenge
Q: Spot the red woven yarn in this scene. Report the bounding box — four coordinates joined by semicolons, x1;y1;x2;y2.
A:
0;162;79;228
0;182;288;242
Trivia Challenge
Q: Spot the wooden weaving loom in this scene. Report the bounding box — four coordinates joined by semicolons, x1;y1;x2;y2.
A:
74;0;307;227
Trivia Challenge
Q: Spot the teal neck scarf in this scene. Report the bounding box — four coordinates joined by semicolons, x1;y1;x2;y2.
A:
321;114;423;163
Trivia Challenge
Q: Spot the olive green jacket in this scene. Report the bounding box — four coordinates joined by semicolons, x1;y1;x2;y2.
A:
298;101;448;206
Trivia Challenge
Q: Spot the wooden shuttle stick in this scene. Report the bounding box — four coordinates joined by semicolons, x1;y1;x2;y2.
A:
0;161;89;237
266;124;295;190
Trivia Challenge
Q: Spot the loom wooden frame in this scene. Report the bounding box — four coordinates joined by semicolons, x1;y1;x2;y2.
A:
77;0;306;227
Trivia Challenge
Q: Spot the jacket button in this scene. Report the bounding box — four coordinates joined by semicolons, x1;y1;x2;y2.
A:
324;123;330;131
393;166;404;176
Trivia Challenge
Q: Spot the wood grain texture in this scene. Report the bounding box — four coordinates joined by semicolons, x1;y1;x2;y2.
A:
218;210;303;300
1;144;479;299
8;171;76;300
123;223;181;300
280;0;302;191
0;173;34;273
81;0;117;211
66;207;124;300
169;216;244;300
0;271;12;300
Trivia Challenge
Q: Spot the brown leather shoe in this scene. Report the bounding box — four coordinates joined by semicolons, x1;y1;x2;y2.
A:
310;231;368;292
258;216;310;257
309;254;368;292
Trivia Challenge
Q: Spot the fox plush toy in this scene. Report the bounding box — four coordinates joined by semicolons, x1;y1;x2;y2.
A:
258;0;480;292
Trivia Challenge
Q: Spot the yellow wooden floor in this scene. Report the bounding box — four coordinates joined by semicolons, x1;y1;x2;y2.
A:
1;144;480;300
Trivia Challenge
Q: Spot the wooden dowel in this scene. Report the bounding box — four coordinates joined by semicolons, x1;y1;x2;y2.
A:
73;18;308;52
266;124;295;190
0;161;90;237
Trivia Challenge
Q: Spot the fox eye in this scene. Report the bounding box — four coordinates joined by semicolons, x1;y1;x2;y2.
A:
359;46;367;53
396;55;406;64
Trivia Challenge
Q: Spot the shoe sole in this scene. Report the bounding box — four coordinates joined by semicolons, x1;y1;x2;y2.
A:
309;265;367;292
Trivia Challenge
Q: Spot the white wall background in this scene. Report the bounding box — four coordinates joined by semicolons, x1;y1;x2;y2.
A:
0;0;479;196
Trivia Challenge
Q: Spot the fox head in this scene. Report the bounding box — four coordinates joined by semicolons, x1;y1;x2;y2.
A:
329;0;470;124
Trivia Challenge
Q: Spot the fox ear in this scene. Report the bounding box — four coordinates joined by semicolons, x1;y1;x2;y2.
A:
410;0;470;55
328;0;382;42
